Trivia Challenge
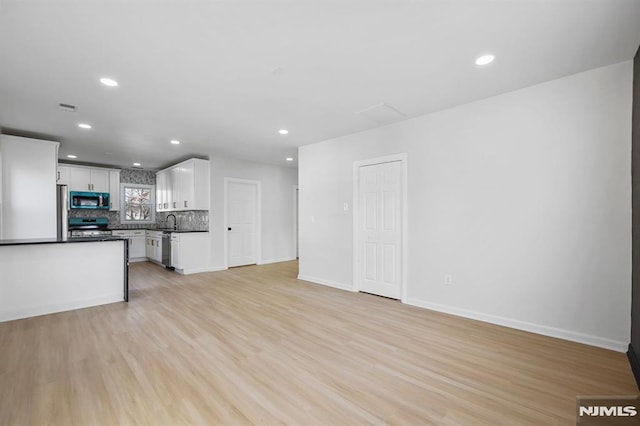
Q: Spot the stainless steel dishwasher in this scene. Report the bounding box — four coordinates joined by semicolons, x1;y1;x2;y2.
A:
161;231;173;269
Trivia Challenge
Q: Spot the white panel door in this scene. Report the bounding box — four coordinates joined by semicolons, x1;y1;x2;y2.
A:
228;181;257;267
358;161;402;299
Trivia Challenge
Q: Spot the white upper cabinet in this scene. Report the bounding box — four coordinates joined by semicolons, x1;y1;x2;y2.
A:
59;163;121;209
68;166;109;192
68;166;90;191
57;164;70;185
90;169;109;192
155;158;209;212
156;170;167;211
169;166;180;210
109;170;120;211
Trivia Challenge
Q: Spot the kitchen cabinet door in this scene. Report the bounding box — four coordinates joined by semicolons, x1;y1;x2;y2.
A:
90;169;109;192
169;232;210;274
154;237;162;262
129;231;146;259
156;158;209;212
69;167;92;191
109;170;120;211
184;159;209;210
68;166;110;192
178;161;193;210
169;166;181;211
156;171;167;211
171;234;182;269
57;165;70;185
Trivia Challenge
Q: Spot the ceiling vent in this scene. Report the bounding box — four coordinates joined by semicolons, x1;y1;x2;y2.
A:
58;103;77;112
357;102;407;125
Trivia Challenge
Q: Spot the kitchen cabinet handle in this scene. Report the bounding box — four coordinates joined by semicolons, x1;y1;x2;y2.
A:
184;200;188;208
173;202;176;208
57;171;60;181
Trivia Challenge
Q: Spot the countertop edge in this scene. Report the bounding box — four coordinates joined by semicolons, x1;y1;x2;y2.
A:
0;237;128;246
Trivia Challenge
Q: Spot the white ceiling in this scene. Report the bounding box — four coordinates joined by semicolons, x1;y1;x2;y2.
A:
1;0;639;170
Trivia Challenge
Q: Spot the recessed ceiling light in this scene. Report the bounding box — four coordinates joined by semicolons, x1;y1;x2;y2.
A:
78;123;92;129
133;162;141;167
286;157;294;161
100;77;118;87
67;154;77;159
475;54;495;66
170;139;181;145
279;129;289;135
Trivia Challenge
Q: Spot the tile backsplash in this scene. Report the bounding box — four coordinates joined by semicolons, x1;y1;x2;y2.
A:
156;211;209;231
68;168;209;230
120;168;156;186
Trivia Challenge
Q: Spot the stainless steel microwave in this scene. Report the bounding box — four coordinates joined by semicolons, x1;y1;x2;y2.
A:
69;191;110;209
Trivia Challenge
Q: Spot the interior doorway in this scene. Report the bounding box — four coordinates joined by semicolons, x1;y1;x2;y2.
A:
225;178;261;267
353;154;407;300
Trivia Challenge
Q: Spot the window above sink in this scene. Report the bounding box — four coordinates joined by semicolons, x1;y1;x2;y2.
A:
120;183;155;225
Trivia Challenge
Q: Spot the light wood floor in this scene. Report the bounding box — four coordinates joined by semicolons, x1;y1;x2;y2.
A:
0;261;637;425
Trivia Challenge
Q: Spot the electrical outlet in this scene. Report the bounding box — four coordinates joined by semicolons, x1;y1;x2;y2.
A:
343;202;349;211
444;274;452;286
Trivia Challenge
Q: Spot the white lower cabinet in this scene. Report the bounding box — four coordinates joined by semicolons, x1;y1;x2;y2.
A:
170;232;209;274
146;230;163;264
112;230;146;261
171;234;181;270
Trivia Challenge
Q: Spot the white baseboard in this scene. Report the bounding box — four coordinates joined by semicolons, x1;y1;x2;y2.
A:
405;298;628;353
176;266;228;275
297;275;355;292
258;257;297;265
0;294;124;323
129;257;147;263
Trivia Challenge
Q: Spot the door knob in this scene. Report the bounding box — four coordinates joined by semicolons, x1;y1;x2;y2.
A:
228;227;232;231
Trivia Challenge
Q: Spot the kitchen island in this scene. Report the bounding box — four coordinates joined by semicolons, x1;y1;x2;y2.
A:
0;237;128;322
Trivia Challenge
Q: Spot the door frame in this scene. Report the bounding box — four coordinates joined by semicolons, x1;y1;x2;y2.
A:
352;153;408;302
293;185;299;259
223;177;262;268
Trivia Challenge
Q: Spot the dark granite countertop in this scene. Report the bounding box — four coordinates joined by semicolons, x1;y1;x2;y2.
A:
0;236;127;246
155;229;208;233
111;228;209;233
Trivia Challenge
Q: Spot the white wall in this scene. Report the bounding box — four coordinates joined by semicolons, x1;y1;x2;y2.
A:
299;61;633;351
207;156;298;269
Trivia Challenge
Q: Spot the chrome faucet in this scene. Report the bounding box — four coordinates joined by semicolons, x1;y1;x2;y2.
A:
166;214;177;230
